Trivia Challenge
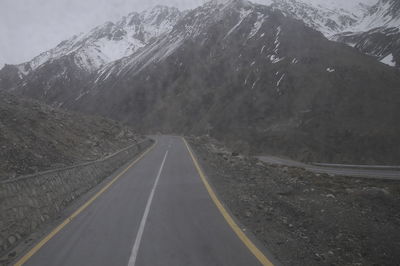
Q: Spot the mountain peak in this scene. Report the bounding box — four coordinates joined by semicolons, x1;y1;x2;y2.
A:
5;5;183;76
207;0;254;9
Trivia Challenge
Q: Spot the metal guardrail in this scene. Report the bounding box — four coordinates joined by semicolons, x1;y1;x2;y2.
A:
311;163;400;171
0;139;152;184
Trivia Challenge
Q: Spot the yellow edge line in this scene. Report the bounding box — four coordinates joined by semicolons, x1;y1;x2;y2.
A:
182;137;274;266
14;140;157;266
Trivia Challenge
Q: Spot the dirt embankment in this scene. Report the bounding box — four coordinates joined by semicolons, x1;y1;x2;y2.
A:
188;136;400;266
0;92;142;181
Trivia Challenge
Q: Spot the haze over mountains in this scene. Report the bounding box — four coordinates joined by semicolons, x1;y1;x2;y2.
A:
1;0;399;164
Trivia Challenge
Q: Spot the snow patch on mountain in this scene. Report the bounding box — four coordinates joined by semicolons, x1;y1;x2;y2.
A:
276;73;285;86
248;12;267;38
226;9;252;37
380;53;396;66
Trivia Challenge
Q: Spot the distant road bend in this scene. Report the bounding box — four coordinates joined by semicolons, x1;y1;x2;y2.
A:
257;156;400;180
14;136;276;266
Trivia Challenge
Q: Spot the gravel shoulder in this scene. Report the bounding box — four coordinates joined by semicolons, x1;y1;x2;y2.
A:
188;136;400;266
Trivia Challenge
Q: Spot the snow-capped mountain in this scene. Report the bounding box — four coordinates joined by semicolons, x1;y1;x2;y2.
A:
262;0;399;67
1;0;400;163
332;0;400;67
269;0;360;37
68;0;399;164
351;0;400;31
17;5;182;75
0;5;182;103
250;0;399;67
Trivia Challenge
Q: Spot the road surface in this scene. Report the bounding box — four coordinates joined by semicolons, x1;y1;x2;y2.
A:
15;136;274;266
258;155;400;180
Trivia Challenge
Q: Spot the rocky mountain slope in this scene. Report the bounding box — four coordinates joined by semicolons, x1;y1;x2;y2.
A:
1;0;399;164
333;26;399;67
72;0;400;164
333;0;400;67
0;92;141;180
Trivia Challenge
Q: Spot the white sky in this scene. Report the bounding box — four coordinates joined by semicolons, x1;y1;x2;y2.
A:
0;0;378;67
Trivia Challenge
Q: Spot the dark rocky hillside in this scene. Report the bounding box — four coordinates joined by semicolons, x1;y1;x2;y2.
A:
0;92;141;180
74;0;400;164
0;65;22;92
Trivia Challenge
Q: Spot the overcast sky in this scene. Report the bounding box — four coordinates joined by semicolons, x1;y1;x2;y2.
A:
0;0;377;68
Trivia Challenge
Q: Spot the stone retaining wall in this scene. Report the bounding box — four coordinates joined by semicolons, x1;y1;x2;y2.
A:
0;139;154;256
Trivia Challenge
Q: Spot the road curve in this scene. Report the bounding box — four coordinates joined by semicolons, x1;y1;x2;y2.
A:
257;156;400;180
15;136;275;266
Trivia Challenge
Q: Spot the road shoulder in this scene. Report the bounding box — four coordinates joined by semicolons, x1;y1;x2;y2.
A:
188;136;400;266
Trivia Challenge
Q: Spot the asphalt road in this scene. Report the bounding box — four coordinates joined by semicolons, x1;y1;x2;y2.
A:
258;155;400;180
18;136;272;266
